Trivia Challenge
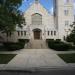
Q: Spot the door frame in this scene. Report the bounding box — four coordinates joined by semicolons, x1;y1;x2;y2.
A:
33;28;42;40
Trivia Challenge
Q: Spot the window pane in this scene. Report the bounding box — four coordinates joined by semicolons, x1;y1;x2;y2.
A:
48;31;49;36
64;10;69;16
32;13;42;25
54;31;56;35
51;31;53;36
21;31;23;36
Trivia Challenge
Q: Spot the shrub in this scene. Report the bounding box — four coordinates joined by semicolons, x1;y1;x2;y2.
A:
18;39;29;48
47;40;72;51
3;39;30;51
66;33;75;45
0;45;6;51
55;43;71;51
55;39;61;43
4;42;23;51
46;39;54;42
3;42;21;51
18;39;29;43
71;45;75;50
18;39;25;43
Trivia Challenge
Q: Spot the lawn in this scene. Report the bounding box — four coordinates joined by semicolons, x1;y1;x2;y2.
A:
58;53;75;63
0;54;16;64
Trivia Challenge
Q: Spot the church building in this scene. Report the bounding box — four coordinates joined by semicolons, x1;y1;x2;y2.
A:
1;0;74;42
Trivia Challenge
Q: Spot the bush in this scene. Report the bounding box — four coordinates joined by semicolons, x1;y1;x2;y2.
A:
3;42;21;51
0;45;6;51
71;46;75;50
47;40;72;51
66;34;75;45
3;39;30;51
55;43;71;51
18;39;29;43
18;39;25;43
55;39;61;43
4;42;23;51
46;39;54;42
18;39;29;48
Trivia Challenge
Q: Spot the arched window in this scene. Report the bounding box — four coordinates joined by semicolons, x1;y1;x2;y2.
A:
32;13;42;25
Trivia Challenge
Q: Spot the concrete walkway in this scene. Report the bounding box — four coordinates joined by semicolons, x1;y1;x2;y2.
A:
0;49;75;71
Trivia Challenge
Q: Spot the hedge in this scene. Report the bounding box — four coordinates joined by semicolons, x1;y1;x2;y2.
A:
3;39;29;51
47;39;72;51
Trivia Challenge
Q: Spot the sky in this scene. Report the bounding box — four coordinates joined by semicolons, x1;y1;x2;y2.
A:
19;0;53;13
19;0;75;14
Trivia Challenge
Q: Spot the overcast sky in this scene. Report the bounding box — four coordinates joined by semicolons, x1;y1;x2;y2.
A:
19;0;75;14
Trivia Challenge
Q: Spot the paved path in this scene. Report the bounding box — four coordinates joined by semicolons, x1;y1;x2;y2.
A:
0;49;67;70
0;49;75;71
0;49;75;54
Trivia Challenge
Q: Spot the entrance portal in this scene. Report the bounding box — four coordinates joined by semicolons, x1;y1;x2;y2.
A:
33;29;41;40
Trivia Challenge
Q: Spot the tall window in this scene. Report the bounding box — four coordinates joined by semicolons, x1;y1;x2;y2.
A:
17;31;26;36
51;31;53;36
21;31;23;36
32;13;42;25
64;10;69;16
24;31;26;36
48;31;49;36
54;31;56;36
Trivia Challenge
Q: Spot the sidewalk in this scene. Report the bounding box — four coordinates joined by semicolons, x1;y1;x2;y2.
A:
0;49;75;71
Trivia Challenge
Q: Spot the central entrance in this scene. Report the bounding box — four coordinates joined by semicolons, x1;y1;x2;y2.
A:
33;29;41;40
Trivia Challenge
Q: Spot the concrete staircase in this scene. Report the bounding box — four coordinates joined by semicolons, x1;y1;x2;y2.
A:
25;40;48;49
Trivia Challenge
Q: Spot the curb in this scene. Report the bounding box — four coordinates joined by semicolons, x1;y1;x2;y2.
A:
0;66;75;72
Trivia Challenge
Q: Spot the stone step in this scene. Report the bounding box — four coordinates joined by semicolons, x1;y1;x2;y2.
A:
25;40;48;49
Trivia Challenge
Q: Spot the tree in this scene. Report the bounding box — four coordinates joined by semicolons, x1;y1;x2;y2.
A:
66;22;75;44
0;0;25;33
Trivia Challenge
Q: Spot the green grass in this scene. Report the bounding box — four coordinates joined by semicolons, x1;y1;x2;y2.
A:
58;53;75;63
0;54;16;64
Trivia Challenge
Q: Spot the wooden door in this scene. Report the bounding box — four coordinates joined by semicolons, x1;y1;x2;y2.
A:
34;31;40;39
